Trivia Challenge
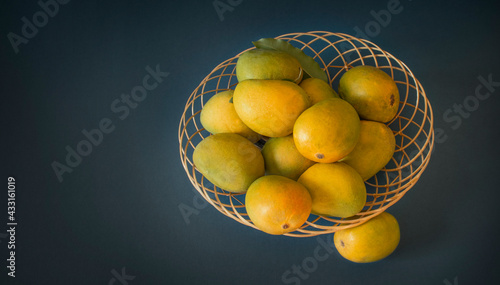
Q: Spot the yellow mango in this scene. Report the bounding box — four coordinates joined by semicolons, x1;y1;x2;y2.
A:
298;162;366;218
334;212;400;263
293;98;360;163
299;77;339;105
233;80;310;137
261;135;315;180
246;175;312;235
339;65;399;123
340;120;396;180
200;90;260;143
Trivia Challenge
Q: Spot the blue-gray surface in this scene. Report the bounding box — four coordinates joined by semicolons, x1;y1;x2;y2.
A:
1;0;499;284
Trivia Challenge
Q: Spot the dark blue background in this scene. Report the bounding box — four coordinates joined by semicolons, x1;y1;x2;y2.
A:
1;0;499;284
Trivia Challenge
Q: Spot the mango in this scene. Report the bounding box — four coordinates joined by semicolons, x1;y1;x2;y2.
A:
236;49;303;83
193;133;265;193
200;90;260;143
334;212;400;263
233;79;310;137
340;120;396;180
298;162;366;218
293;98;360;163
261;135;315;180
245;175;312;235
338;65;400;123
299;77;339;105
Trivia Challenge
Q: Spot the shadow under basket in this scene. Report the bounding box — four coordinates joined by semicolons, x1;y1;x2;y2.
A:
178;31;434;237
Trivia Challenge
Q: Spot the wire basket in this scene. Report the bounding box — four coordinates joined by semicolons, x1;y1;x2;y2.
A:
178;31;434;237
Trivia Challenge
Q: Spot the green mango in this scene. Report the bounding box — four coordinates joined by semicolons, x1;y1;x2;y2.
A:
193;133;265;193
236;49;303;83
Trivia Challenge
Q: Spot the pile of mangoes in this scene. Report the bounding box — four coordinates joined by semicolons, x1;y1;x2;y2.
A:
193;38;401;263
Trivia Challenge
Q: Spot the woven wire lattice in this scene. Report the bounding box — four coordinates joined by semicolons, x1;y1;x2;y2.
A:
178;31;434;237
